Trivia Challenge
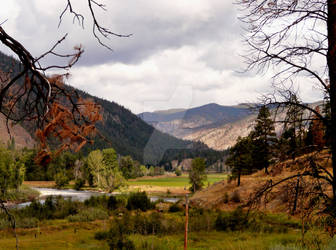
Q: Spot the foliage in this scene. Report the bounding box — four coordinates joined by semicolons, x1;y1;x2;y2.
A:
126;192;153;211
54;170;69;188
250;106;277;174
175;168;182;176
0;147;26;198
215;208;249;231
189;157;207;192
168;203;182;213
87;148;126;192
74;178;85;190
67;207;108;222
225;136;253;186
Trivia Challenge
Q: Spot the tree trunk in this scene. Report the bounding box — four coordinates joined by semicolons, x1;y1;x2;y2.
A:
327;0;336;202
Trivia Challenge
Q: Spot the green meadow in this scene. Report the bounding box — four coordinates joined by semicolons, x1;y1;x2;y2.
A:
127;173;227;188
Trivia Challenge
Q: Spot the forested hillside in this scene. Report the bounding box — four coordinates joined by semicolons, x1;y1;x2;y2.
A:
0;51;219;165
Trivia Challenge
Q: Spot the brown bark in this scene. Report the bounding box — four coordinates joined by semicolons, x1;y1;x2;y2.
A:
327;0;336;201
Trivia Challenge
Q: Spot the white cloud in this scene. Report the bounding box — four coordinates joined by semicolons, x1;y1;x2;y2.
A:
0;0;325;114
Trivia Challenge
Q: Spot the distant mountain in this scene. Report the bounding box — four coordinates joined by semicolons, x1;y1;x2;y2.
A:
138;103;254;147
140;102;323;151
0;51;221;165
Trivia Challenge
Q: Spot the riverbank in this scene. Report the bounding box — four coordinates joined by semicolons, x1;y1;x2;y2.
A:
3;185;40;205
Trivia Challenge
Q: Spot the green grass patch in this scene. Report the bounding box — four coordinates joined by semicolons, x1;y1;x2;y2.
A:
4;185;40;202
127;174;227;188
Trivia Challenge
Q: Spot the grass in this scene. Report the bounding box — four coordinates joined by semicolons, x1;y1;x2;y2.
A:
131;230;331;250
4;185;40;202
1;224;327;250
128;173;227;188
0;220;109;250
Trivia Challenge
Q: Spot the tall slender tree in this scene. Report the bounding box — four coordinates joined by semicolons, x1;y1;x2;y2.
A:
250;106;277;174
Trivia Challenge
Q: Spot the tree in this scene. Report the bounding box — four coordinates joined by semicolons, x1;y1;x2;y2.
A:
0;147;25;197
189;157;207;192
0;1;130;165
119;156;134;179
226;136;253;186
250;106;277;174
238;0;336;213
0;2;129;246
88;148;125;192
87;150;105;189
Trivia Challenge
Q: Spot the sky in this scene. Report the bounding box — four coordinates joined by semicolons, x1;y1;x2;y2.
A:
0;0;324;114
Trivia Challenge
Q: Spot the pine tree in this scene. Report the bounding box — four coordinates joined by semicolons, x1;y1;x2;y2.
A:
250;106;277;174
225;136;253;186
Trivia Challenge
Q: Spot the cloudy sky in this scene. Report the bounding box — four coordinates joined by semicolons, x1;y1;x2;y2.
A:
0;0;323;114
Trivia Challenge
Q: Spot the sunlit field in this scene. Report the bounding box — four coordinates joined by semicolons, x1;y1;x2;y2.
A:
127;173;227;188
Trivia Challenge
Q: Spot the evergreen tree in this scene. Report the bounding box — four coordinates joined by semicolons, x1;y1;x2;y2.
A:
250;106;277;174
225;136;253;186
189;157;207;192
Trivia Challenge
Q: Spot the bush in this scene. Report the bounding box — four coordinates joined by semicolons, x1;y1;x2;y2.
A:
215;207;249;231
74;179;85;190
16;217;39;228
223;192;229;203
126;192;153;211
230;190;241;203
55;172;69;188
175;169;182;176
169;203;182;213
96;216;135;250
67;207;109;222
107;195;118;210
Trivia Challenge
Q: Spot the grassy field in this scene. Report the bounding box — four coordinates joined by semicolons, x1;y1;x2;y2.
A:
0;221;331;250
126;173;227;195
128;173;227;187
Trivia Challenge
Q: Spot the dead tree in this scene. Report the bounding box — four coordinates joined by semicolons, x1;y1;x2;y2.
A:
237;0;336;209
0;1;130;247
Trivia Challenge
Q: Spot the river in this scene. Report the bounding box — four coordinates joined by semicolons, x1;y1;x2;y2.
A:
16;187;180;208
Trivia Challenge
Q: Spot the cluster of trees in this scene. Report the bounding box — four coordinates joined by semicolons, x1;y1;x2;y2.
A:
22;146;166;191
226;104;327;186
0;145;26;198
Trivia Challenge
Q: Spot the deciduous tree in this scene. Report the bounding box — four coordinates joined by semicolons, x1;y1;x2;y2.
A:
189;157;207;192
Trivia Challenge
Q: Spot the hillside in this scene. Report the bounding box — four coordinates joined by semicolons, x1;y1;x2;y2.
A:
138;103;253;141
190;150;332;213
0;114;35;148
0;51;220;165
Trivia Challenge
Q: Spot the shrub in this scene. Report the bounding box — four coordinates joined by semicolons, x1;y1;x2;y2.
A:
230;190;241;203
126;192;152;211
169;203;182;213
223;192;229;203
67;207;109;222
215;207;249;231
74;179;85;190
175;169;182;176
16;217;39;228
107;196;118;210
55;172;69;188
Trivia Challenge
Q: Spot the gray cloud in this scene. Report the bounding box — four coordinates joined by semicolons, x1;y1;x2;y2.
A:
0;0;324;114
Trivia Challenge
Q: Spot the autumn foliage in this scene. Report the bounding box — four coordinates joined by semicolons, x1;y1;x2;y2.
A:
35;76;102;165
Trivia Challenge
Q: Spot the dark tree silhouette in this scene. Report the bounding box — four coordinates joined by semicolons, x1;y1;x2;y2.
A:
238;0;336;215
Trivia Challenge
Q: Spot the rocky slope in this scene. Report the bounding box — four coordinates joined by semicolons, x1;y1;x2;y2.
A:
138;103;253;146
0;114;35;148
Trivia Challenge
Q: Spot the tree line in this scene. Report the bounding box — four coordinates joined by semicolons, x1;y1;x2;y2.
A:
226;103;327;186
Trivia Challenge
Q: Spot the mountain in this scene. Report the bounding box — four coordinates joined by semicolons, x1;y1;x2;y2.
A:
0;51;221;165
0;114;35;149
140;102;324;151
138;103;254;149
